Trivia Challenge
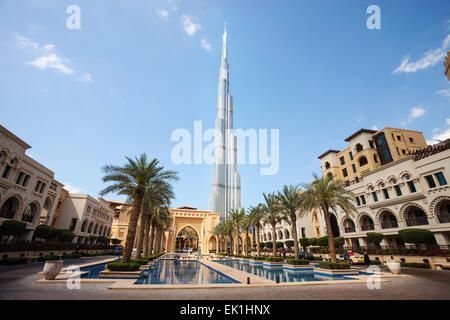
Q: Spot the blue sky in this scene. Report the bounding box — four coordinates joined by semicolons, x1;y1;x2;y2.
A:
0;0;449;210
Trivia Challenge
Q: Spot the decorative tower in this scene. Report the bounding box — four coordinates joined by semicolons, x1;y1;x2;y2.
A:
209;25;241;221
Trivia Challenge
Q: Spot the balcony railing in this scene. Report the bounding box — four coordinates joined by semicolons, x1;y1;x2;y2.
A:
381;221;398;229
405;216;429;226
361;224;375;231
344;226;355;233
437;213;450;224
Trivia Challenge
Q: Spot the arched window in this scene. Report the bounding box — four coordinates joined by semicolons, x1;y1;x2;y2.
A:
359;156;368;167
22;203;38;223
278;230;283;240
285;229;290;239
0;197;20;219
325;162;331;169
327;173;333;180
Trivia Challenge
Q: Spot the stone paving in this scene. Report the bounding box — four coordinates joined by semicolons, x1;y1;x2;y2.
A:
0;256;449;300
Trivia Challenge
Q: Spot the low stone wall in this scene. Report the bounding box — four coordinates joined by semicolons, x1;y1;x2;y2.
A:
1;249;112;261
315;253;449;270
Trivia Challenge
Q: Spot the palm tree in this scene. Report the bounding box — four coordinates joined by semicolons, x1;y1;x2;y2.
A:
262;193;285;256
241;213;252;256
301;174;356;263
248;204;266;257
212;223;225;253
154;211;172;253
276;185;304;260
222;219;234;254
100;154;178;263
229;208;245;254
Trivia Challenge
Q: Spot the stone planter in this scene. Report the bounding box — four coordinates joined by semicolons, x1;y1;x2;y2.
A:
387;261;401;275
283;264;314;272
42;260;64;280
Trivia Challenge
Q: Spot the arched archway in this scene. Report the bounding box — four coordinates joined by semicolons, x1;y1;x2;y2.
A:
0;197;20;219
81;219;88;232
21;202;39;223
343;217;356;233
360;214;375;231
87;221;94;233
209;235;217;252
176;226;199;250
359;156;368;167
404;205;429;226
379;210;398;229
278;230;283;240
41;197;52;224
284;229;290;239
431;197;450;223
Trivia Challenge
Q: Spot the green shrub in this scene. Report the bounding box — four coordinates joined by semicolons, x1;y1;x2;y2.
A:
401;262;431;269
309;238;318;246
33;225;58;240
317;236;328;246
334;237;345;247
56;229;75;242
106;262;140;271
0;257;29;265
0;220;26;237
130;258;149;265
265;242;273;249
62;253;81;259
366;232;384;245
276;241;284;249
299;238;310;248
312;256;323;261
88;235;98;242
369;260;381;265
252;256;266;260
319;262;350;269
286;259;310;265
399;229;434;245
266;257;284;262
97;236;110;244
259;242;265;249
80;252;100;257
37;254;60;262
284;240;294;248
111;238;121;245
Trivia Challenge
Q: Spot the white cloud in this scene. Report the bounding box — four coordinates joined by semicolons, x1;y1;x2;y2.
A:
447;118;450;125
63;182;83;194
167;0;178;10
428;128;450;145
410;107;426;118
200;38;212;52
371;125;379;130
181;15;201;36
156;9;169;21
28;53;74;74
81;73;93;82
437;88;450;98
393;34;450;74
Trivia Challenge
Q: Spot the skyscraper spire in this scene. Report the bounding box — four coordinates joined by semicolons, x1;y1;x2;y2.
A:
209;25;241;221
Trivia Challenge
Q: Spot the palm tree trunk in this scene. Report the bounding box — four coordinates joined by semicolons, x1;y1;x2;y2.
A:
323;207;337;263
291;214;299;260
121;193;142;263
155;228;161;253
149;220;156;254
272;224;277;256
135;208;147;259
244;228;249;256
256;225;261;257
142;212;152;256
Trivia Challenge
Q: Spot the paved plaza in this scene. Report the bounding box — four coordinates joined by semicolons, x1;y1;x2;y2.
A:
0;256;449;300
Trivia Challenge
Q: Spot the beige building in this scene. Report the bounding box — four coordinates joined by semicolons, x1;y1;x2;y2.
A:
317;131;450;247
54;194;114;243
319;127;427;187
0;125;63;240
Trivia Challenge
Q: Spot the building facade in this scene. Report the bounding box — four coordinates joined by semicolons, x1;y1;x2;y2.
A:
54;194;114;243
317;127;450;247
444;50;450;81
0;125;63;240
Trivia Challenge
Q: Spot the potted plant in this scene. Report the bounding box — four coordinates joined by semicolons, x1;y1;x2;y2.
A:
42;259;64;280
386;261;401;275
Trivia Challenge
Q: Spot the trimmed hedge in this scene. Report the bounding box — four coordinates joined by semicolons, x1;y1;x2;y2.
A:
312;256;323;261
317;236;344;247
309;238;318;246
259;242;265;249
401;262;431;269
97;236;110;244
37;254;60;262
266;257;284;262
366;232;384;245
62;253;81;259
111;238;121;245
33;225;58;240
286;259;310;265
319;262;350;269
369;260;382;265
299;238;310;248
56;229;75;242
276;241;284;249
106;262;140;271
130;258;150;265
0;220;26;237
284;240;294;248
399;229;434;245
252;256;266;260
265;242;273;249
0;257;29;265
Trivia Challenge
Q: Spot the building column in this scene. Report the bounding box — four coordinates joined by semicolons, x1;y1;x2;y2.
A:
434;232;450;246
358;237;368;247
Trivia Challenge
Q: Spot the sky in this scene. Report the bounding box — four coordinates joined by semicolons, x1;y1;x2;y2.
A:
0;0;449;210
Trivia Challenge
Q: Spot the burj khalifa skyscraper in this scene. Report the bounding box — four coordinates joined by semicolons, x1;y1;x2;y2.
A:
209;25;241;221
